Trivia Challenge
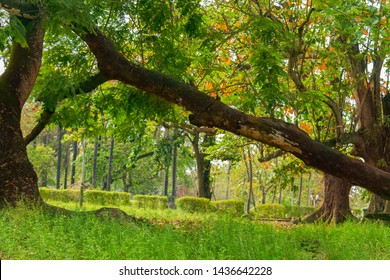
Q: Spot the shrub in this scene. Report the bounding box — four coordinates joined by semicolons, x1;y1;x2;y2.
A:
133;195;168;209
39;188;131;206
176;197;211;213
84;190;131;206
253;203;286;218
39;188;80;203
253;203;316;219
211;200;244;216
284;205;315;218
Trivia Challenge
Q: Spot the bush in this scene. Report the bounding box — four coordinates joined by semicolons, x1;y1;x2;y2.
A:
211;200;244;216
39;188;131;206
284;205;315;218
133;195;168;210
253;203;286;218
84;190;131;206
253;203;315;219
39;188;80;203
176;197;211;213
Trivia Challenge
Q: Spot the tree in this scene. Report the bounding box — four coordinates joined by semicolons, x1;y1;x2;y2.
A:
2;0;390;213
180;123;216;198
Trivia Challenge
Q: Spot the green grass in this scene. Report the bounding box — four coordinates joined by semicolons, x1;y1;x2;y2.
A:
0;202;389;260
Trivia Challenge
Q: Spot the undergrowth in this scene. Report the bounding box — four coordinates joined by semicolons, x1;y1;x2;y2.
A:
0;203;389;260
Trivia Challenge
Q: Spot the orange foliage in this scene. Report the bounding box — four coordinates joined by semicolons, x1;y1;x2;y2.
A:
318;62;327;71
204;81;213;90
300;122;312;134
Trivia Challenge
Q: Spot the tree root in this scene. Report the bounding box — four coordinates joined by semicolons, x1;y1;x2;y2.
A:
300;205;357;224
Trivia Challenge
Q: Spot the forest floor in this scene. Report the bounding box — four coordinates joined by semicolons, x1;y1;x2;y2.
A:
0;201;389;260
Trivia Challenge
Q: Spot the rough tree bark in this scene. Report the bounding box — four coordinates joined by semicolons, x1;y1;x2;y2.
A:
81;29;390;200
192;132;213;199
0;18;44;207
3;2;390;211
303;173;354;223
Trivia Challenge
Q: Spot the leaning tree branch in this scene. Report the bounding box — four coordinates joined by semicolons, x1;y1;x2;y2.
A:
24;108;54;144
79;28;390;200
258;150;286;163
24;72;108;144
0;0;39;19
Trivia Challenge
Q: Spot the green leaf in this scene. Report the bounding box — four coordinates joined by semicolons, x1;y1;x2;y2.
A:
9;16;28;48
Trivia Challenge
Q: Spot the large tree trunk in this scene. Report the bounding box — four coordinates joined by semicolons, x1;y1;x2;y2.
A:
0;18;44;207
303;173;354;223
0;101;41;207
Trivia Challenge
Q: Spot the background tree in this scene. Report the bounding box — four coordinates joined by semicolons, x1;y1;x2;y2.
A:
2;0;390;217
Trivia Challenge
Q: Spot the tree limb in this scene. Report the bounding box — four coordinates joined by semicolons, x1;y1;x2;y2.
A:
0;0;39;19
80;28;390;200
24;72;108;144
258;150;285;163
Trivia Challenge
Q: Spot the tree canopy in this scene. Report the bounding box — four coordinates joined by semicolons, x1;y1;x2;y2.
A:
1;0;390;207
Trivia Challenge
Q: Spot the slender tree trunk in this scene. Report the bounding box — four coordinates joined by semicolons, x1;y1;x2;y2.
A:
226;161;232;200
306;173;312;206
56;127;62;189
64;141;69;189
303;173;354;223
80;139;86;207
272;186;277;203
70;141;78;185
106;138;114;191
193;132;213;199
168;134;178;209
123;171;133;193
245;149;254;213
164;168;169;196
41;133;48;187
261;187;266;204
278;188;283;204
297;171;303;206
291;191;294;206
171;137;178;199
92;138;99;188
